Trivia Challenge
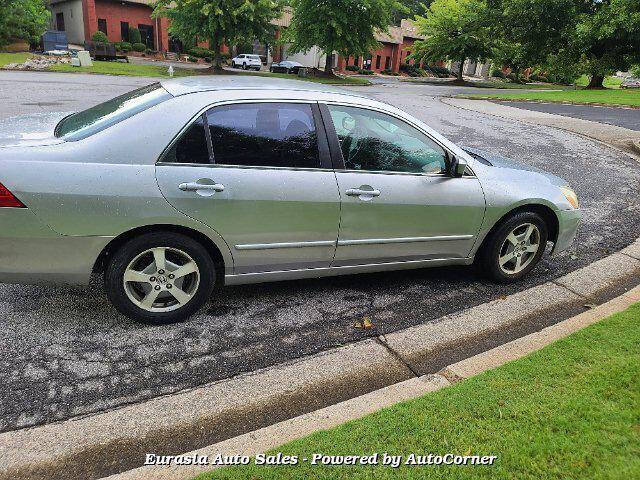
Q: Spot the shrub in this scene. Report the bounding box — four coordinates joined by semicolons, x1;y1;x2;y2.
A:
188;56;198;62
91;31;109;43
358;68;374;75
491;68;506;78
204;56;212;63
189;46;215;58
118;42;132;52
132;42;146;52
428;64;451;76
128;28;141;45
345;65;360;72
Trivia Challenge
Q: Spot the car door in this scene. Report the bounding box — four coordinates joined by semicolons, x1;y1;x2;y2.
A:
156;101;340;274
322;103;486;266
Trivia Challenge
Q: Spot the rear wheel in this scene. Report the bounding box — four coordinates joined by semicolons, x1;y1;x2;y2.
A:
477;211;548;283
105;232;215;324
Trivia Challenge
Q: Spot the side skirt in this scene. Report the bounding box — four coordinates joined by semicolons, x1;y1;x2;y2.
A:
224;257;474;286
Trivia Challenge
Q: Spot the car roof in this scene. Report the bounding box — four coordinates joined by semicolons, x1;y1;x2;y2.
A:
160;75;366;99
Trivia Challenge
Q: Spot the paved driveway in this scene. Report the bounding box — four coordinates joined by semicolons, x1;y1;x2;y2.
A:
497;100;640;131
1;72;639;433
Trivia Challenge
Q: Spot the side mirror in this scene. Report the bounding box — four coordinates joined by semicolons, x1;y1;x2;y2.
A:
448;155;468;178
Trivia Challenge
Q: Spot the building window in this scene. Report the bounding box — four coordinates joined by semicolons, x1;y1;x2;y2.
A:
375;55;381;69
56;12;65;31
138;24;155;49
98;18;107;35
385;56;391;70
120;22;129;42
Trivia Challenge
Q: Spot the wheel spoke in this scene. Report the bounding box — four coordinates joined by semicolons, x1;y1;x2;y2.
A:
168;286;191;305
141;288;161;308
514;256;522;272
152;248;166;271
171;261;197;280
525;244;539;253
124;270;151;283
524;225;535;242
506;232;519;247
499;251;515;266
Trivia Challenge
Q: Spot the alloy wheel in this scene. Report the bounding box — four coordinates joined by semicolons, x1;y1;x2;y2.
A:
123;247;200;313
498;223;541;275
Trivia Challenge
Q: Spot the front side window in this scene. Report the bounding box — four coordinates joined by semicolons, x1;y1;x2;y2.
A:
55;83;172;141
205;103;319;168
327;105;447;174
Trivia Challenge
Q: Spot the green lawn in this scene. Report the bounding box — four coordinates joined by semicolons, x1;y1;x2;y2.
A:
50;60;370;85
50;60;196;78
0;52;32;67
197;302;640;480
575;75;624;89
460;89;640;107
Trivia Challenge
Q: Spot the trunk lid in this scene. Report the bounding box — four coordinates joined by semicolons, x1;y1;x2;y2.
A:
0;112;71;148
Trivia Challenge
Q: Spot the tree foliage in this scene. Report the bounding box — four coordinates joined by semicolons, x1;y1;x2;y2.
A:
284;0;401;74
412;0;493;80
492;0;640;87
0;0;50;47
153;0;282;69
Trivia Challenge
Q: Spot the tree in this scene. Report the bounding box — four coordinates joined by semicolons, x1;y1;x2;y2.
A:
491;40;528;82
571;0;640;88
0;0;50;48
284;0;401;75
153;0;282;70
492;0;640;88
412;0;493;82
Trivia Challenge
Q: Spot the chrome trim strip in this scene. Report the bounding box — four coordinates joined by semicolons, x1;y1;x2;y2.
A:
224;257;473;285
234;240;336;250
337;235;473;246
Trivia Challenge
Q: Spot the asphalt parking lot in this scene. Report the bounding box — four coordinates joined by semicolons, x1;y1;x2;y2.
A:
1;72;639;433
497;100;640;131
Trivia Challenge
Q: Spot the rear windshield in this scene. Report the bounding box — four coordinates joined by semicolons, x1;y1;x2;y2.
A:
55;83;172;141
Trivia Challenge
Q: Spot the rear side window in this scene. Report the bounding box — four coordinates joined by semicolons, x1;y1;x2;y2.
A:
55;83;172;141
163;115;209;164
205;103;319;168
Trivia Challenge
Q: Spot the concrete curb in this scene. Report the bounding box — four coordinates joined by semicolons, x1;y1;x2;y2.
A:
1;98;638;480
105;283;640;480
441;97;640;160
1;241;638;480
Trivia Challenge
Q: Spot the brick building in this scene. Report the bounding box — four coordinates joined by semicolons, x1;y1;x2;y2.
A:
48;0;170;51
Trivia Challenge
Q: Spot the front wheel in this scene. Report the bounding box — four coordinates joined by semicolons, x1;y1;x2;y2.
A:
105;232;215;324
477;211;548;283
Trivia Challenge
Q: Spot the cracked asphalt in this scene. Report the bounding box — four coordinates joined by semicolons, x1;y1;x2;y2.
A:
1;72;639;433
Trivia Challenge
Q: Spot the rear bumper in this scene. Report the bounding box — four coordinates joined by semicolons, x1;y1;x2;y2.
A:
0;208;112;285
552;208;581;255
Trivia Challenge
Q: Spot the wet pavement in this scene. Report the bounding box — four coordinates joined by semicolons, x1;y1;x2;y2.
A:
1;72;638;432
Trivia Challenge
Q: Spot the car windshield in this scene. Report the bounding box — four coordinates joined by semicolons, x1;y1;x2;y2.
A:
54;83;172;141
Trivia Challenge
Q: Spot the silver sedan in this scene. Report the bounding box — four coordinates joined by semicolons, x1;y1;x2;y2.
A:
0;77;580;323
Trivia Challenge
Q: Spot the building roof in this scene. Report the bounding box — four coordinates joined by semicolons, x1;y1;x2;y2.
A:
400;19;425;40
159;75;365;97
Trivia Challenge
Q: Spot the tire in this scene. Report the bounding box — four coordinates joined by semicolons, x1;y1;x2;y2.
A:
232;61;236;68
105;232;216;324
242;63;247;70
477;211;548;283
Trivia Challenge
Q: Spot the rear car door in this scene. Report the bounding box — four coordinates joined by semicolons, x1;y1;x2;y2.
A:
156;101;340;274
322;103;486;266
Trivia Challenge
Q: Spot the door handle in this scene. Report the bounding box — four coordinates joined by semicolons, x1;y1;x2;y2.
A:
346;188;380;197
179;182;225;192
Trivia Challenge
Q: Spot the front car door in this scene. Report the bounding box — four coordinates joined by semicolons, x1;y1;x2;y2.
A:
156;101;340;274
322;103;486;266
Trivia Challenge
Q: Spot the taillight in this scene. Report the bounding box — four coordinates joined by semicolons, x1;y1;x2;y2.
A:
0;182;25;208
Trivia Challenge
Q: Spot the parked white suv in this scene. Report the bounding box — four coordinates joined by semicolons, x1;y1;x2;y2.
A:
231;54;262;71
